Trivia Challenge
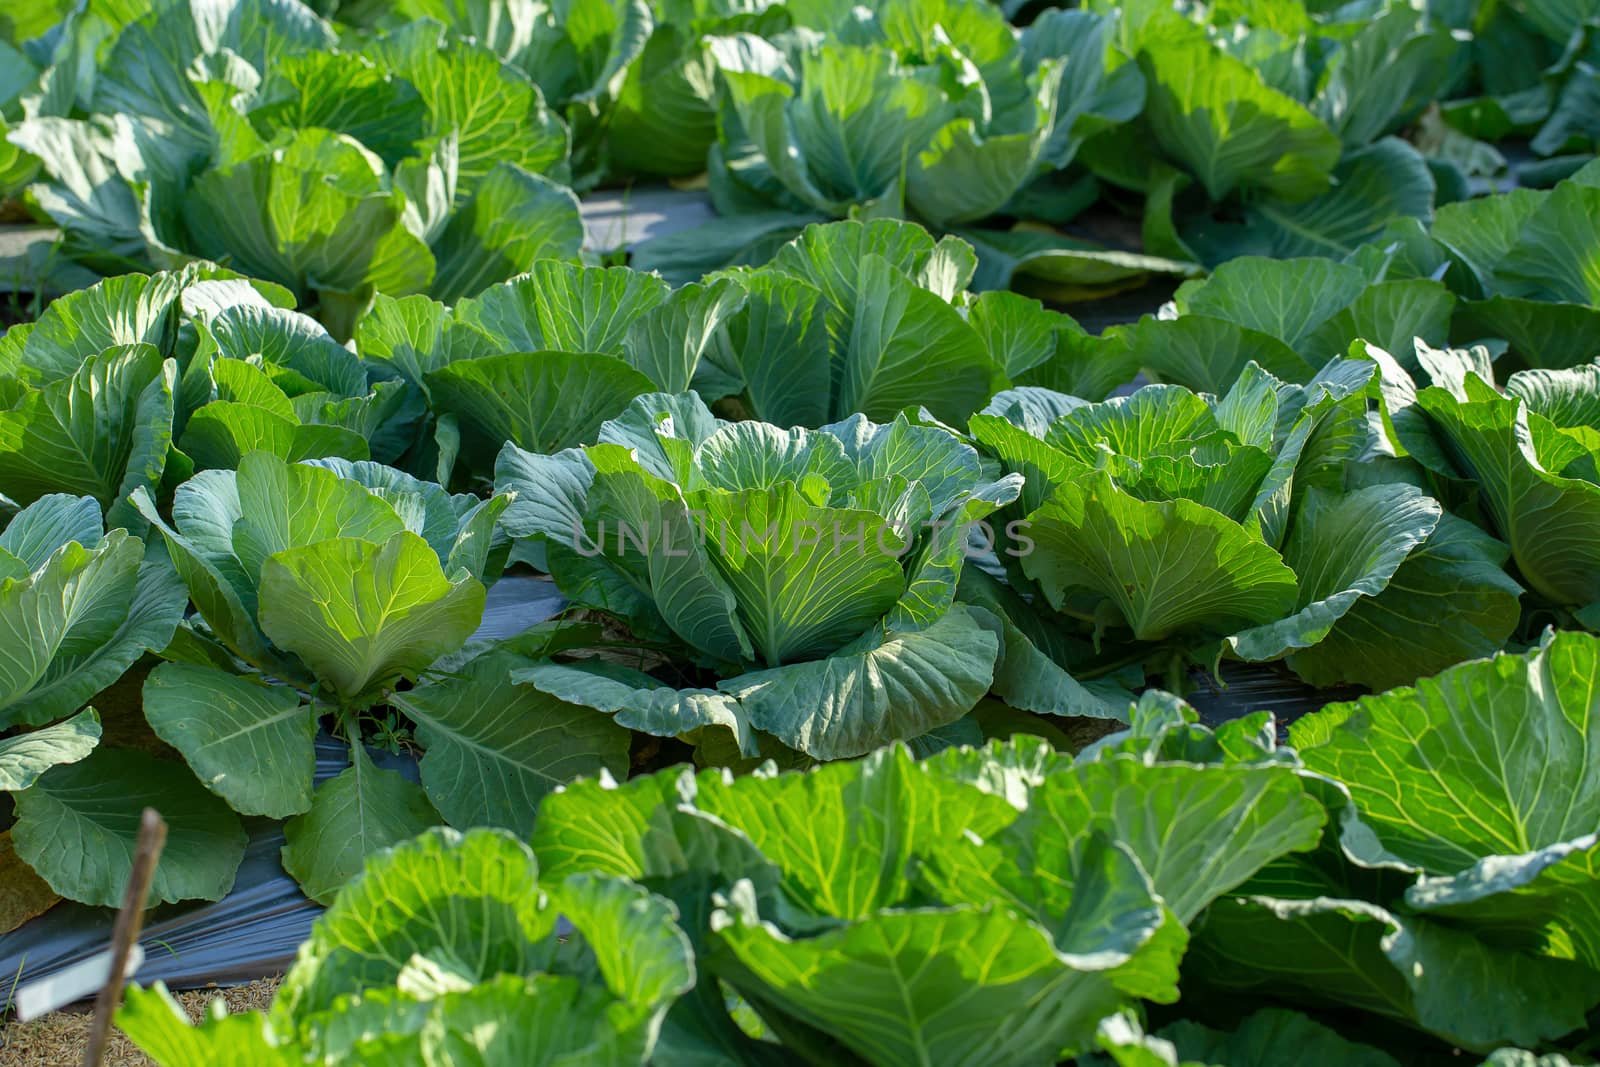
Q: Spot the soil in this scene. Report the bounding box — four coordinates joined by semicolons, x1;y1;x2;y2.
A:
0;976;280;1066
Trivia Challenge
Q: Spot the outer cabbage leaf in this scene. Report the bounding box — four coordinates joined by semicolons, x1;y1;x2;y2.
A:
279;741;440;906
0;498;185;729
391;649;633;836
142;661;315;819
13;746;246;907
1417;384;1600;606
0;344;175;526
1134;16;1339;202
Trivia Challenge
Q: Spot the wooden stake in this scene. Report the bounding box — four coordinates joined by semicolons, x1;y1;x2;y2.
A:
82;807;166;1067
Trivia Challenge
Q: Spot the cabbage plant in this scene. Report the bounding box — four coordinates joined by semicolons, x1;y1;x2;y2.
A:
8;0;582;329
1193;630;1600;1051
109;643;1600;1061
1088;0;1454;265
635;0;1142;279
525;715;1325;1064
496;390;1022;759
131;452;523;899
1391;159;1600;370
971;364;1523;691
1106;253;1459;393
115;713;1330;1065
369;0;786;183
118;828;696;1063
179;284;441;474
0;267;452;511
357;259;710;479
1383;342;1600;623
692;219;1136;424
0;270;200;528
357;221;1134;483
0;494;246;911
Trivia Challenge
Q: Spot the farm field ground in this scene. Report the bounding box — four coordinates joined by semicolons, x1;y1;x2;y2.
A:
2;0;1600;1064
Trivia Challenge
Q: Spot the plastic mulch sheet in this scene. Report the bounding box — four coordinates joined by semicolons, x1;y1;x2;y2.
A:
578;187;716;254
1184;661;1365;737
0;576;565;1008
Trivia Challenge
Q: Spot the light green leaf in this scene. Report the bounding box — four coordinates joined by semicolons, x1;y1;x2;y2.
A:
1294;631;1600;874
454;260;669;356
132;484;289;677
1287;512;1523;690
1505;363;1600;429
249;49;427;167
417;972;660;1066
280;825;692;1044
907;82;1058;228
366;24;568;193
696;743;1017;917
1314;10;1459;148
515;660;757;755
1497;179;1600;306
184;129;434;301
0;344;174;514
687;479;904;665
713;272;833;427
117;984;296;1067
493;444;594;553
0;495;103;572
1174;255;1367;353
357;293;494;396
967;291;1061;380
959;756;1324;925
279;825;547;1013
181;402;371;471
581;451;755;664
9;272;184;384
710;880;1140;1065
837;254;997;425
1417;386;1600;606
258;532;486;706
1136;17;1339;201
429;164;583;303
1229;484;1440;661
426;350;653;467
1022;470;1299;641
767;218;946;349
0;708;101;792
200;304;367;397
230;452;409;595
1300;278;1455;372
0;527;184;729
622;276;747;395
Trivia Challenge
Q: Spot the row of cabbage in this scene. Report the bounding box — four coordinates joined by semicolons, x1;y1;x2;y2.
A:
5;0;1600;319
8;143;1600;502
111;636;1600;1064
2;191;1597;912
